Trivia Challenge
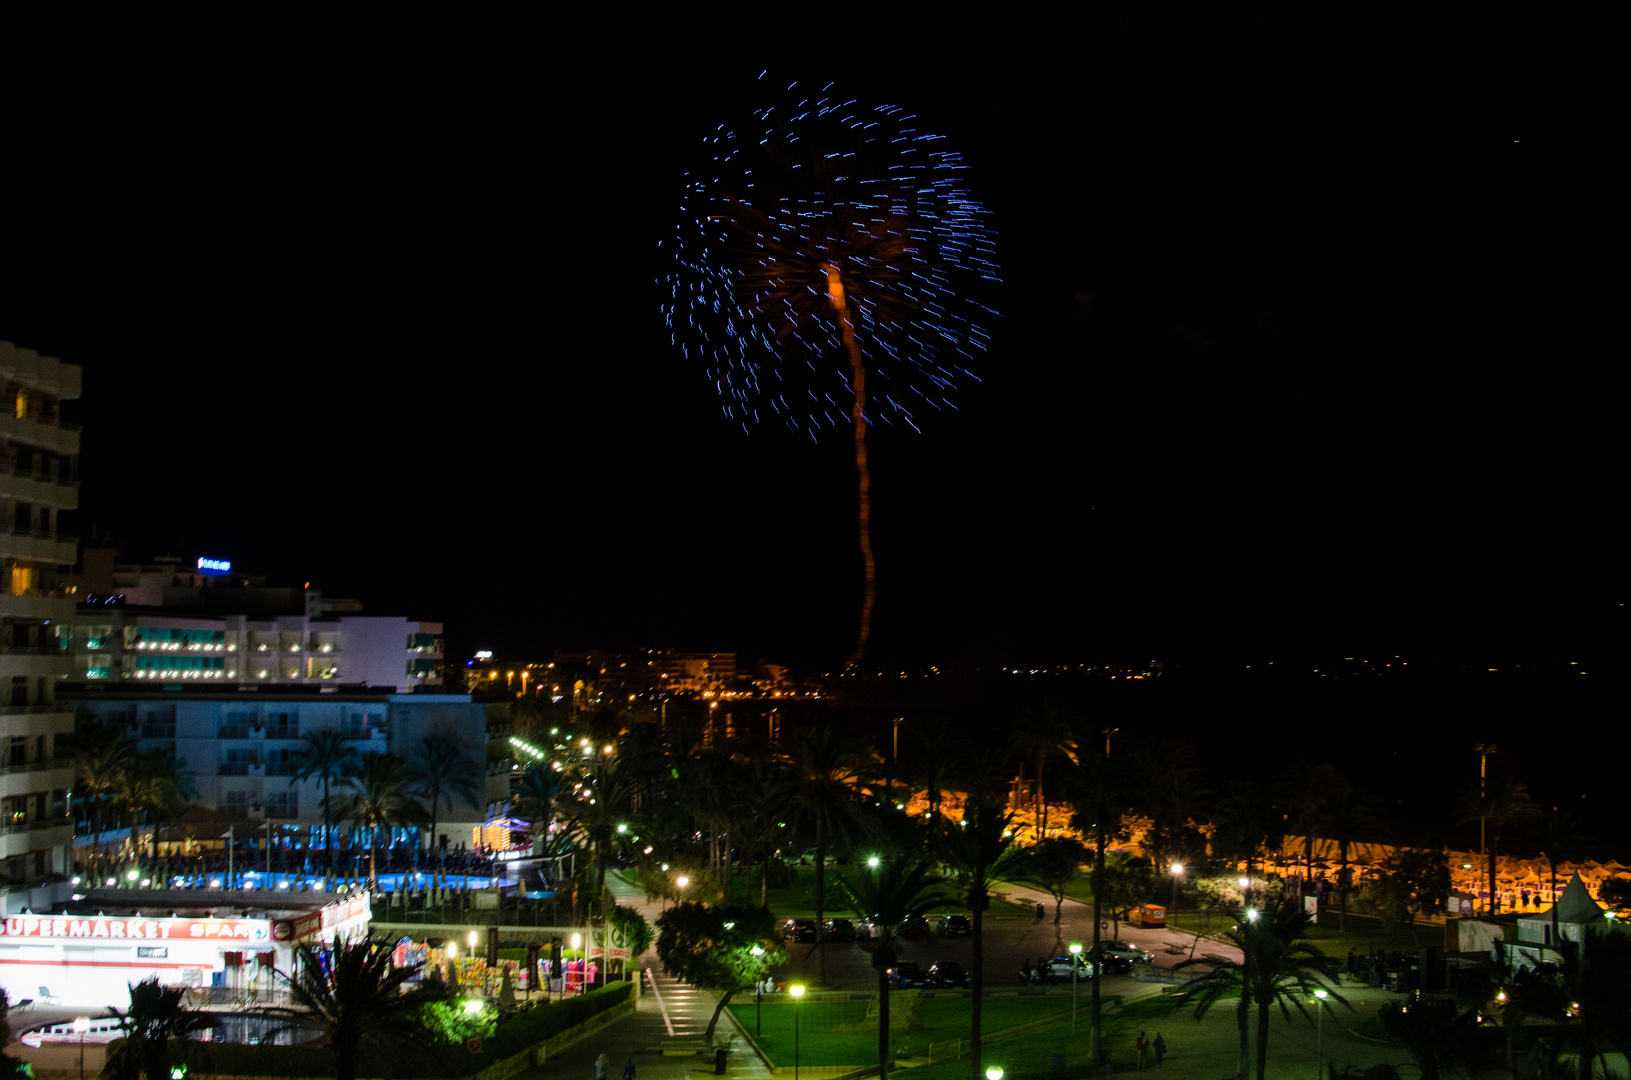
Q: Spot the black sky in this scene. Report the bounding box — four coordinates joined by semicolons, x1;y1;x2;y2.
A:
0;26;1615;674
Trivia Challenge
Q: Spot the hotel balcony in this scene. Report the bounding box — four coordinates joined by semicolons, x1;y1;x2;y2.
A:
0;816;73;860
0;464;80;511
0;529;78;566
0;759;74;802
0;411;80;456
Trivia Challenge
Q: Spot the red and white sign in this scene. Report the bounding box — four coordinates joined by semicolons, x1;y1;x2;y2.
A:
0;915;272;943
291;896;371;944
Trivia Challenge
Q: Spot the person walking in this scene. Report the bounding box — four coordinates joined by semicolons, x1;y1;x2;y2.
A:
1153;1033;1166;1068
1136;1031;1149;1070
623;1057;636;1080
595;1052;609;1080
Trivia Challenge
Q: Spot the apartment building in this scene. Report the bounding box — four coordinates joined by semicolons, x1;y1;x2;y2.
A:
0;341;79;905
58;684;487;858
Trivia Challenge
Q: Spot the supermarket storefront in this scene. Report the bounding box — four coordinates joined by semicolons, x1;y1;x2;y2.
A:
0;912;293;1005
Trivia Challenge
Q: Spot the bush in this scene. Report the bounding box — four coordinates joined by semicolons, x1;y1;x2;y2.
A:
483;980;633;1061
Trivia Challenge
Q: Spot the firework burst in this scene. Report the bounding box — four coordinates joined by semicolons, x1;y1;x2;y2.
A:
661;81;999;667
662;82;999;437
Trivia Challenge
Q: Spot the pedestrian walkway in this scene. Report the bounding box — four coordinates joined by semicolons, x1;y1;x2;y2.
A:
517;873;774;1080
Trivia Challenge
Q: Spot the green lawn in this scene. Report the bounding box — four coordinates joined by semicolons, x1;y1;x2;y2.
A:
730;992;1186;1077
729;991;1132;1068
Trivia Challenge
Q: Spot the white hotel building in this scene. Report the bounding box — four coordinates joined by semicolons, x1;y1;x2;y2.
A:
0;342;79;904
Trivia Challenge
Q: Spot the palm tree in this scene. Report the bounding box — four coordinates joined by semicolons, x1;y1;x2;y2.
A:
675;90;997;669
1553;930;1631;1080
1212;779;1276;889
116;750;188;872
1175;925;1253;1080
1319;781;1384;931
71;724;133;878
936;799;1022;1080
1066;746;1127;1066
269;940;446;1080
1456;774;1538;916
898;730;969;822
1379;996;1482;1080
1274;761;1343;888
782;727;864;984
1131;738;1209;873
1008;701;1079;838
844;853;946;1079
1529;808;1590;939
102;976;219;1080
1245;898;1345;1080
561;758;633;889
408;732;483;868
512;765;561;831
328;753;425;887
291;729;360;877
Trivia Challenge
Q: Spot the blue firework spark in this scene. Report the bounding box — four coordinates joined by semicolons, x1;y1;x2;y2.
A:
661;85;1000;437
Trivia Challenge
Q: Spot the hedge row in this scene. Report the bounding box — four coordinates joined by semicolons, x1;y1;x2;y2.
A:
162;980;634;1078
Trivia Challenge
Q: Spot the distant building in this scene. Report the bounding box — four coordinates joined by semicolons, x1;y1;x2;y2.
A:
67;554;444;692
0;341;81;904
57;683;487;859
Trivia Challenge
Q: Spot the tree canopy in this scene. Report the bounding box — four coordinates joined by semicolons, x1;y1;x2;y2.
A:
653;902;784;1039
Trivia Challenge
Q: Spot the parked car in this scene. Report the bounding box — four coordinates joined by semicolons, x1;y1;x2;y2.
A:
900;914;932;940
1092;940;1154;964
927;961;970;988
1096;954;1134;976
824;918;858;943
937;914;972;938
784;918;817;943
887;961;928;989
1046;954;1095;980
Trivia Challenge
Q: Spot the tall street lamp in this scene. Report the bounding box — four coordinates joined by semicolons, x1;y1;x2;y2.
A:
73;1016;90;1080
1069;943;1083;1032
1170;862;1183;915
752;946;766;1035
790;984;806;1080
1314;988;1329;1077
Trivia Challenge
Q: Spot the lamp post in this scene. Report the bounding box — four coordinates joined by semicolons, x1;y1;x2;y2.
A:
1170;862;1183;915
790;984;806;1080
752;946;766;1035
987;1067;1004;1080
73;1016;89;1080
1314;988;1329;1078
571;933;582;996
1069;943;1083;1032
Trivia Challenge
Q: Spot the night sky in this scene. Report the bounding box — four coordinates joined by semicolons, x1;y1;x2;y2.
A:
1;28;1614;678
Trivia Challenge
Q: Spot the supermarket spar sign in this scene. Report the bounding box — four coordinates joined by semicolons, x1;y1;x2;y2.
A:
0;915;271;942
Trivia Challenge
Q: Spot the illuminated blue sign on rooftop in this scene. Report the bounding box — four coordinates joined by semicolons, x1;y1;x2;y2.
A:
197;557;232;575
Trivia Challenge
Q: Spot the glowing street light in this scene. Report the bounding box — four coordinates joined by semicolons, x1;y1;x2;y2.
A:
1171;862;1184;913
987;1067;1005;1080
790;984;806;1080
1069;943;1083;1032
1314;988;1329;1072
752;945;767;1035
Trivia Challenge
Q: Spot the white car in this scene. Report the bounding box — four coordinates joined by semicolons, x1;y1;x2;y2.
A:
1047;955;1095;979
